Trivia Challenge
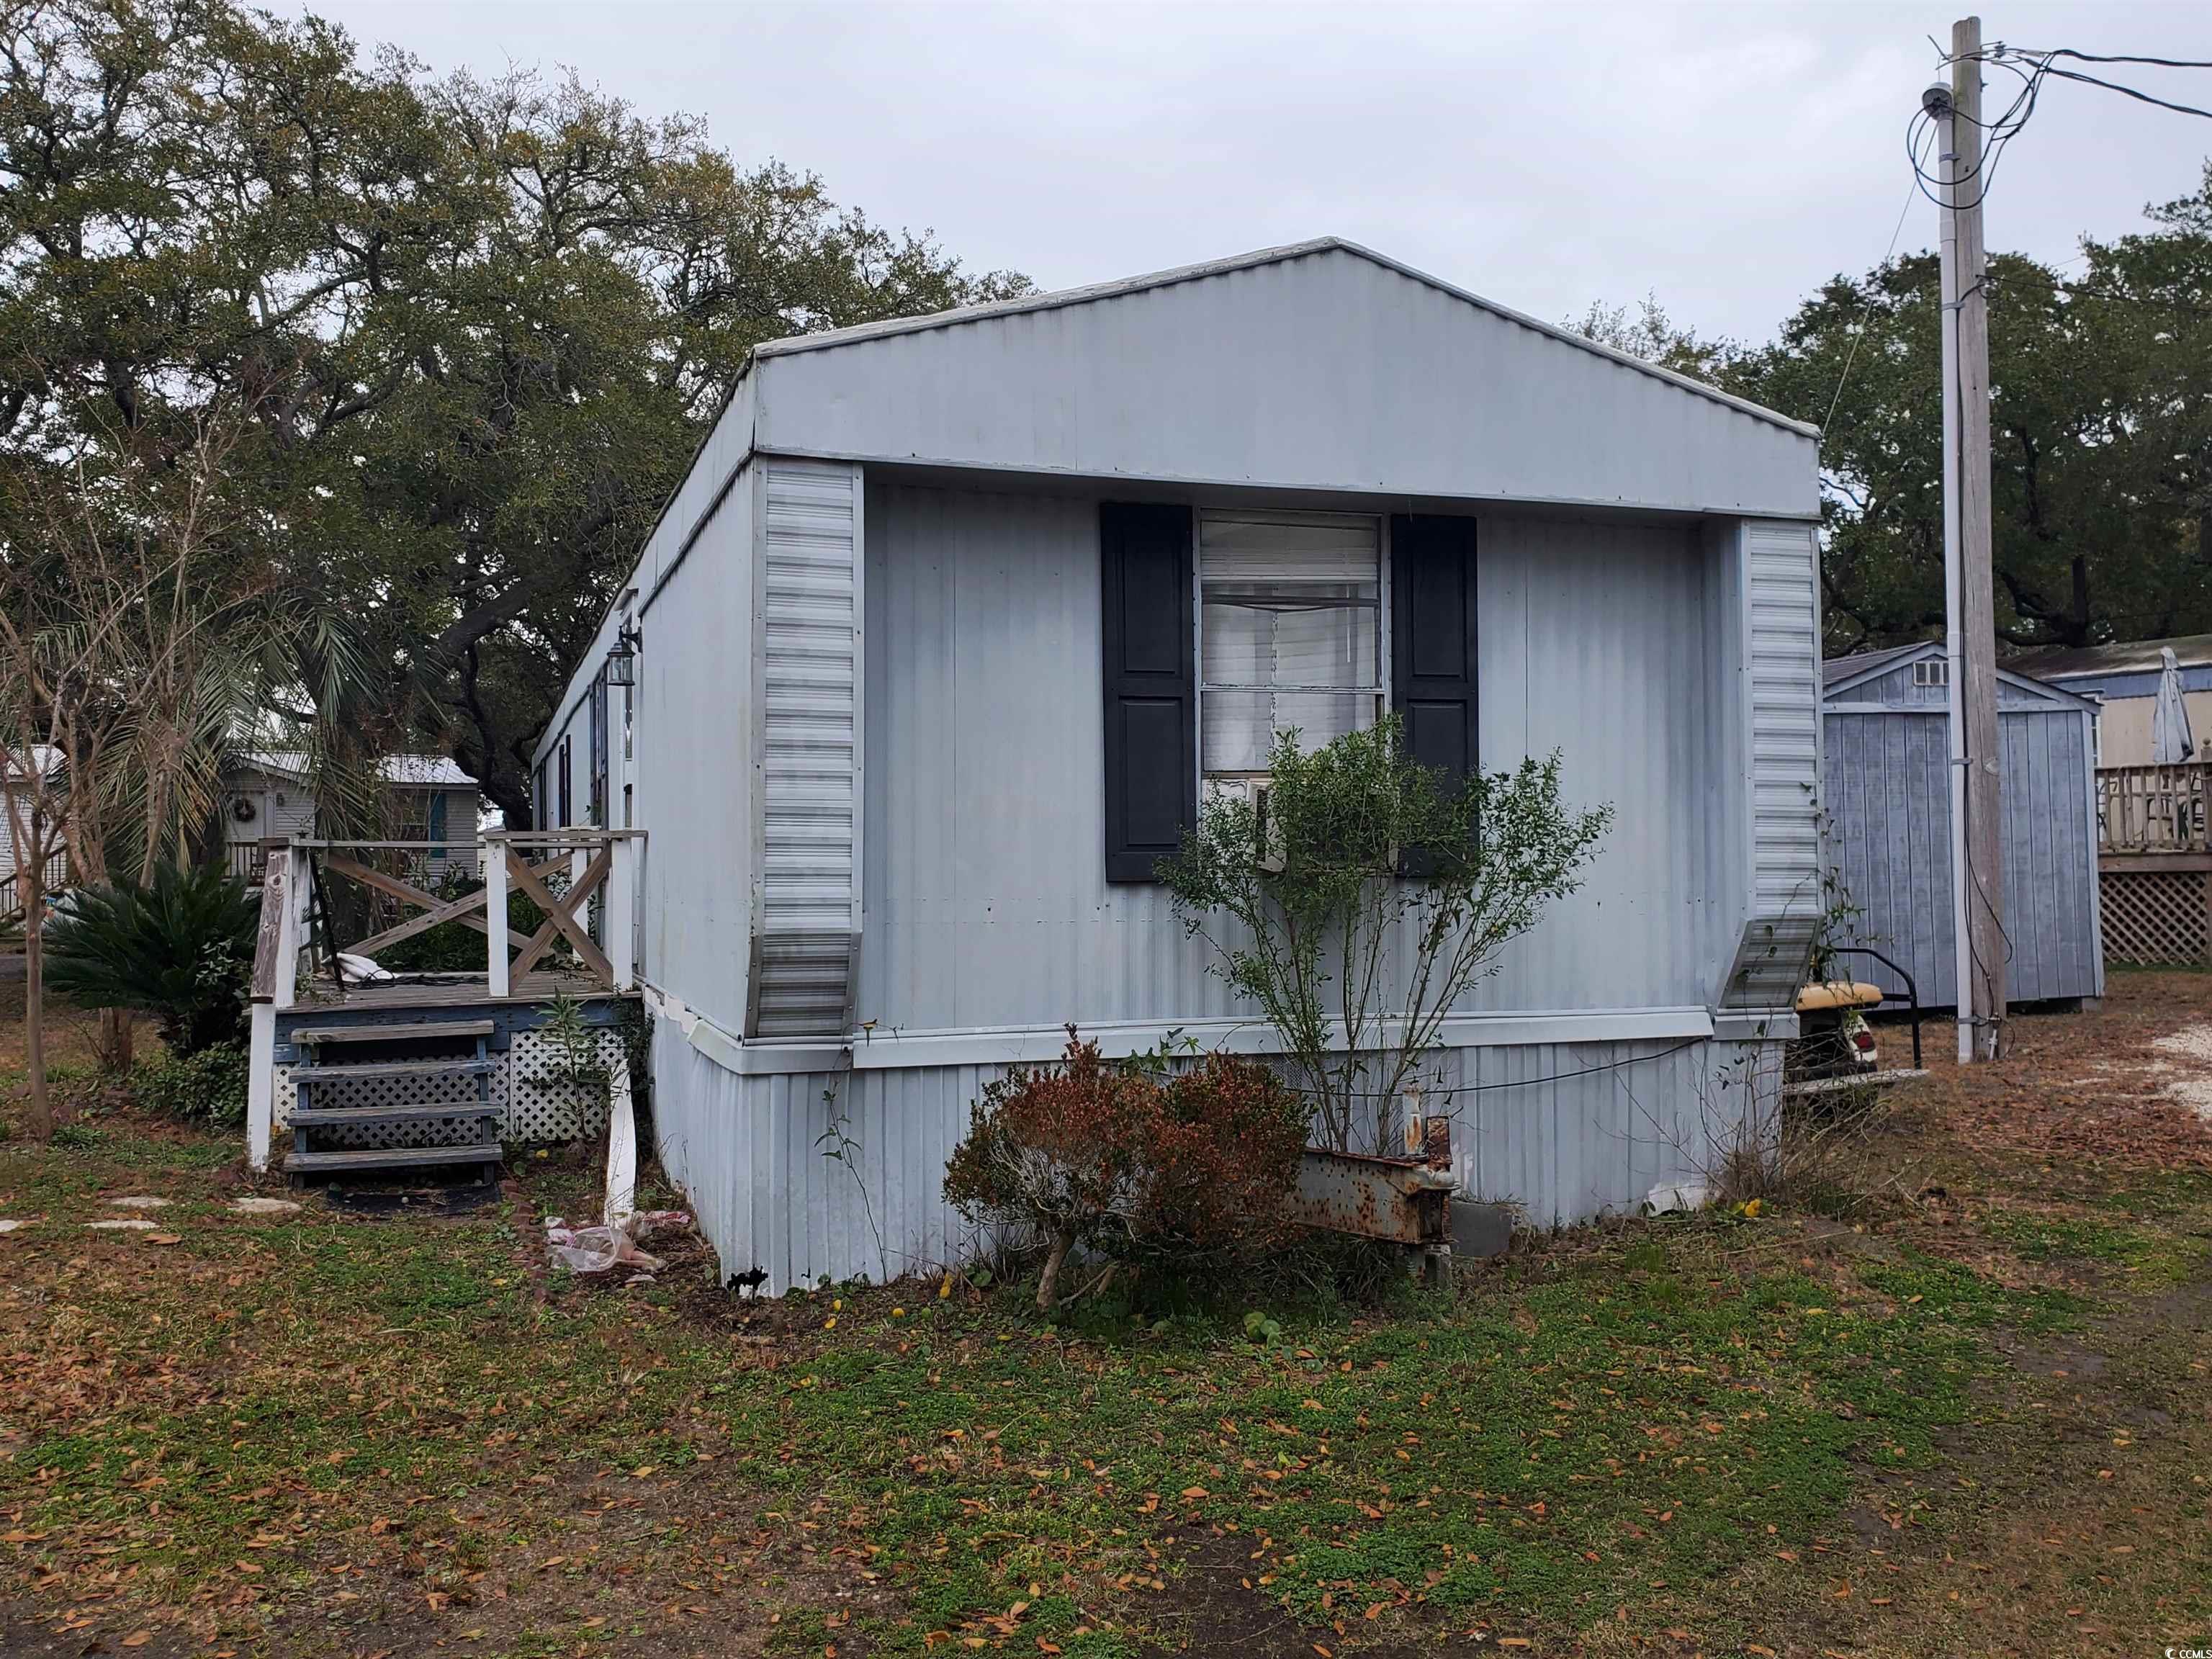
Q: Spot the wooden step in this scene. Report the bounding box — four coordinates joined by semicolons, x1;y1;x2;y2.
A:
289;1060;495;1082
288;1104;503;1128
283;1144;504;1173
288;1020;496;1046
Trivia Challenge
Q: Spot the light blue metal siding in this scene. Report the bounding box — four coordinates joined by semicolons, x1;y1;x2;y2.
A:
859;481;1729;1032
652;1016;1779;1292
751;459;863;1036
757;247;1817;521
1722;521;1825;1008
1820;698;2100;1010
632;462;757;1037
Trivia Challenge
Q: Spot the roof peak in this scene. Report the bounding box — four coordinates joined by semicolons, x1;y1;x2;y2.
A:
750;238;1817;441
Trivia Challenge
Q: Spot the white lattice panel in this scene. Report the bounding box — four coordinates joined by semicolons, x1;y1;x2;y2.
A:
276;1028;619;1146
505;1028;622;1141
314;1109;499;1151
282;1061;491;1150
2102;868;2209;966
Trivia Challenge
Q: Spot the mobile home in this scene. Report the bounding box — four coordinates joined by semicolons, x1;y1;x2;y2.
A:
535;239;1825;1290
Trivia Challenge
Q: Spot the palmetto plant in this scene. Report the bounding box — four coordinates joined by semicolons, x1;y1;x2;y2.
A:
45;863;260;1056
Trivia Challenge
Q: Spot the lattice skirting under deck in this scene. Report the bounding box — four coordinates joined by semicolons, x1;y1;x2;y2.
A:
274;1030;622;1149
2100;867;2209;966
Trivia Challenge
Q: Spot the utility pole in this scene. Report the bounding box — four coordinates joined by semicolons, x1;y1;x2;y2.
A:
1930;16;2008;1063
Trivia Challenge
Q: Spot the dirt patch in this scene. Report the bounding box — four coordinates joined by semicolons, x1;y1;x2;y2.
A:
1140;1529;1444;1658
1998;1334;2108;1380
2152;1022;2212;1122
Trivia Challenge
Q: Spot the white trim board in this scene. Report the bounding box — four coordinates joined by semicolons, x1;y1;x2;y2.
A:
637;991;1797;1078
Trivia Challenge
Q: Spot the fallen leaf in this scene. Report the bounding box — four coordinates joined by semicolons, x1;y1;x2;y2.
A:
148;1233;182;1246
120;1635;151;1649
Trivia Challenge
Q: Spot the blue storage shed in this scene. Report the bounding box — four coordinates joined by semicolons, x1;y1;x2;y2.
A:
1822;642;2104;1012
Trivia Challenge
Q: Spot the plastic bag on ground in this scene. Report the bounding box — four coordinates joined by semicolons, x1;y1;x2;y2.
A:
544;1210;690;1275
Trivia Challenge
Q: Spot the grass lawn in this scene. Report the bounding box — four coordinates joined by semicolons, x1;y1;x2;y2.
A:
0;979;2208;1658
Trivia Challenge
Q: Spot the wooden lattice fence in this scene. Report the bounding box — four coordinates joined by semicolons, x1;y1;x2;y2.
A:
2100;866;2210;966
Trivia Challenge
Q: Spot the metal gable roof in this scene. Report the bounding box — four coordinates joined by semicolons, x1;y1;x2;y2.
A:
1821;642;1924;689
1821;641;2098;712
750;238;1817;441
2019;631;2212;680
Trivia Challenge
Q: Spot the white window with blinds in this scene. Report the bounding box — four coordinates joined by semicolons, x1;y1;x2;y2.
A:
1198;510;1385;781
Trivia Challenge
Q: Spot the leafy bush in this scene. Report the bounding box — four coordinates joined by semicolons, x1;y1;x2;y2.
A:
1160;715;1610;1156
132;1041;250;1127
943;1032;1308;1309
45;863;257;1055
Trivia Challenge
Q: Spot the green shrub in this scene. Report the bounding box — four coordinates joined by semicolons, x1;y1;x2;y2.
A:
132;1041;250;1127
1159;715;1609;1157
45;863;257;1055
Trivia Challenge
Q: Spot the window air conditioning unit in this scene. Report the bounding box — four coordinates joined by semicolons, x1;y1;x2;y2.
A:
1212;778;1286;873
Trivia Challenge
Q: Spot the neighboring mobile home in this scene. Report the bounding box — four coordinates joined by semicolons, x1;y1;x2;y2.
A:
220;752;483;883
535;238;1825;1291
1821;642;2103;1012
2023;632;2212;767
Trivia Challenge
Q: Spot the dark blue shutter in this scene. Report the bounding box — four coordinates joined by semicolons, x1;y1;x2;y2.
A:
1101;502;1195;882
1391;514;1478;785
589;673;611;827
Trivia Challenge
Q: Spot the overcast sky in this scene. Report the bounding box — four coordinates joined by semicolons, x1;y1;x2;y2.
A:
289;1;2212;344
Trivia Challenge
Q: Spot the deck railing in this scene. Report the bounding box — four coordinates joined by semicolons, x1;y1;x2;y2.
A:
2097;763;2211;855
243;829;644;1172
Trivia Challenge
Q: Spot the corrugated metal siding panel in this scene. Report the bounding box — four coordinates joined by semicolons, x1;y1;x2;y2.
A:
1725;521;1822;1007
861;484;1724;1029
653;1020;1784;1292
752;461;861;1037
1454;1039;1781;1225
634;462;757;1035
1820;703;2100;1009
755;248;1817;520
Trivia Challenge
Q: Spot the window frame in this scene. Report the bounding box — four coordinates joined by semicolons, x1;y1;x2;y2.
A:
1192;506;1392;797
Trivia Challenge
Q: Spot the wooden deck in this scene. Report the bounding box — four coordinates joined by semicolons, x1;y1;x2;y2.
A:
248;833;644;1173
291;969;629;1012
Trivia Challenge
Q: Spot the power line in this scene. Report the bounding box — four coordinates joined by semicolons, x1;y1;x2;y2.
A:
1271;1037;1707;1105
1823;125;1934;447
2036;63;2212;123
1903;42;2212;214
2033;50;2212;71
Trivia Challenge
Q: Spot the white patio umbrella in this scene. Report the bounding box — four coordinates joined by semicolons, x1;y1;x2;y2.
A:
2153;645;2196;765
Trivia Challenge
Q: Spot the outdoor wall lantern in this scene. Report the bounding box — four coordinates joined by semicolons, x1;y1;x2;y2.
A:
604;620;642;686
